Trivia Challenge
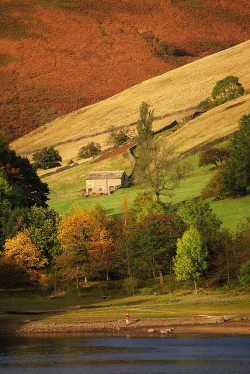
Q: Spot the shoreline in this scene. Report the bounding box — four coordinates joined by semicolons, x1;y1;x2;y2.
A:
1;315;249;337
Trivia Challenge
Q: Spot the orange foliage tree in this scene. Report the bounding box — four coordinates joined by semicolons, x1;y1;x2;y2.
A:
56;207;116;289
0;232;48;288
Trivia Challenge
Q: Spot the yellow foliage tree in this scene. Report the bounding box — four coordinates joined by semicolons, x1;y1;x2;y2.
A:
1;232;48;288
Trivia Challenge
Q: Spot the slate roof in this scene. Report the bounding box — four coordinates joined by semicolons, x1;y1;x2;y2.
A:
86;170;126;180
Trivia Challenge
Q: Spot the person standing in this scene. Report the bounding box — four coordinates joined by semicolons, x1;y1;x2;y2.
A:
125;313;130;325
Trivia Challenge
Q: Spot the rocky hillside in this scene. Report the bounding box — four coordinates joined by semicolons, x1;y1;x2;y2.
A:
1;0;249;141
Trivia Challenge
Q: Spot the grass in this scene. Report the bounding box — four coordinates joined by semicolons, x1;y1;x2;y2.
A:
0;291;249;325
11;41;250;164
46;147;249;231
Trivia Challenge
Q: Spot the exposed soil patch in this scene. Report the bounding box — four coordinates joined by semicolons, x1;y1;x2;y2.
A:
1;315;249;337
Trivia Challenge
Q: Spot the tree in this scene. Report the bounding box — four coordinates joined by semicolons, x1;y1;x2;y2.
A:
179;198;222;235
107;127;130;148
211;76;244;105
136;102;154;146
220;114;250;197
199;147;229;168
32;146;62;170
238;260;250;287
135;103;189;200
78;142;101;159
132;191;168;222
132;213;185;287
56;210;94;288
174;227;208;293
1;232;48;288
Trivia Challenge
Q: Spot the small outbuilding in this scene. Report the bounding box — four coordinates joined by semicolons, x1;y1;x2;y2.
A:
86;170;129;196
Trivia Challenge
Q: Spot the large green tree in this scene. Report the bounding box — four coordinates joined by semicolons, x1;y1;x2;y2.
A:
32;146;62;170
220;114;250;197
174;226;208;293
131;213;185;286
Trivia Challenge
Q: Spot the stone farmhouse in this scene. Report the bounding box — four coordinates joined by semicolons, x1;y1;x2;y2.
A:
86;170;129;196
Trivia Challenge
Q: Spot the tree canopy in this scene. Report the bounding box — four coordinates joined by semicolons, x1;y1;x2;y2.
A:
32;146;62;170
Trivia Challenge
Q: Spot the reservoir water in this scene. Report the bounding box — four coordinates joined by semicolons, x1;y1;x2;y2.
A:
0;335;249;373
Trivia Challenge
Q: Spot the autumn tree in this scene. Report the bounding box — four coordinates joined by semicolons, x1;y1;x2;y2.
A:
56;210;94;288
0;232;48;288
174;227;208;293
88;204;116;281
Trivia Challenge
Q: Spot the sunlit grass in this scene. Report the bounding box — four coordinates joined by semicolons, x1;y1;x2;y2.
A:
1;292;249;325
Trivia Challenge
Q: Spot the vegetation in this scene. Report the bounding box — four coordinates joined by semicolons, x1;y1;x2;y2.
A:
202;114;250;199
135;102;189;200
174;227;208;293
199;147;229;168
32;146;62;170
78;142;101;159
107;127;130;148
211;76;244;105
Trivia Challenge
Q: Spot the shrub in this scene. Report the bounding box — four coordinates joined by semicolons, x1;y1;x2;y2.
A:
32;146;62;170
107;127;130;148
78;142;101;159
211;76;244;105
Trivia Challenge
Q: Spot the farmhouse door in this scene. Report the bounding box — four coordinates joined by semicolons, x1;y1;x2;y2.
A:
88;188;93;195
109;186;114;192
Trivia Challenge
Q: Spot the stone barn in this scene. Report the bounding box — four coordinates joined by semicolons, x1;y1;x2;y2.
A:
86;170;129;196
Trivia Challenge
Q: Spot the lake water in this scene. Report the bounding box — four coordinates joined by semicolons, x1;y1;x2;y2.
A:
0;335;249;374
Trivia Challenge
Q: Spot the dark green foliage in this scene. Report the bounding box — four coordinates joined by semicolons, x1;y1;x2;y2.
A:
211;76;244;105
32;146;62;170
0;133;10;164
131;214;185;283
199;147;229;167
78;142;101;159
107;127;130;148
220;114;250;197
136;102;154;146
0;132;49;209
238;260;250;287
8;151;50;207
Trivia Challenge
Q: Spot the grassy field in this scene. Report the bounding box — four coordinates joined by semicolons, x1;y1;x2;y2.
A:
0;291;249;326
46;148;250;231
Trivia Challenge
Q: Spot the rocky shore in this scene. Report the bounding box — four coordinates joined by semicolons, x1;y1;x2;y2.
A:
1;315;249;337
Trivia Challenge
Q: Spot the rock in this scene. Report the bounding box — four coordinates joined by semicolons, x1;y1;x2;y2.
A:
148;328;154;333
160;329;171;334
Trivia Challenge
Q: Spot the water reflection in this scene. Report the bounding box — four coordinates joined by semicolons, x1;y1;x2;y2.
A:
0;336;249;373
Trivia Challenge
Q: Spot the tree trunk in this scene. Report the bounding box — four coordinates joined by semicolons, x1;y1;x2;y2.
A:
159;271;164;288
194;280;197;294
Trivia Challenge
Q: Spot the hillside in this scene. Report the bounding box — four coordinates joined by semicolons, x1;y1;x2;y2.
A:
1;0;250;141
11;40;250;164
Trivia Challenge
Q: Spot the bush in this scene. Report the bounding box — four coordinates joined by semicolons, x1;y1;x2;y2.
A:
32;146;62;170
107;127;130;147
211;76;244;105
78;142;101;159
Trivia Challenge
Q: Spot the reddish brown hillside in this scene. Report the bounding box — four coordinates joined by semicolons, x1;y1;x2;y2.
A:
0;0;249;141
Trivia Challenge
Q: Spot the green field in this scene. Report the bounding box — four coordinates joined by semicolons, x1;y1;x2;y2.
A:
0;291;249;326
46;149;249;231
